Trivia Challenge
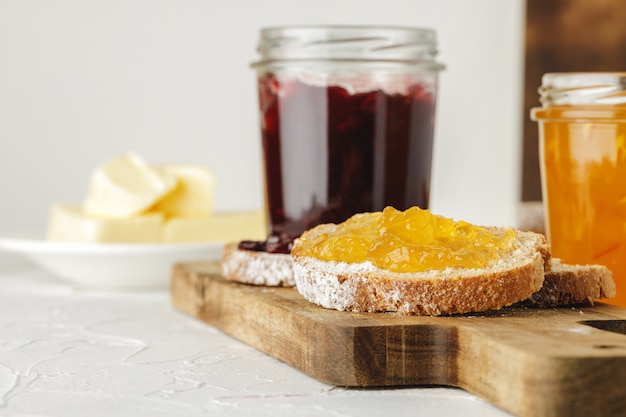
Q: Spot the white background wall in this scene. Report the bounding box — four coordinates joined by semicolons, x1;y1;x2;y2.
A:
0;0;526;237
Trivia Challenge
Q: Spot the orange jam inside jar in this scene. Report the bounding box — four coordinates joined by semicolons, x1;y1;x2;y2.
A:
293;206;516;273
532;73;626;307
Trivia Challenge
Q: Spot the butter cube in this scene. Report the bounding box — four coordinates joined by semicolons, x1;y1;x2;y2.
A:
162;211;266;243
83;152;177;218
153;164;216;217
47;204;163;243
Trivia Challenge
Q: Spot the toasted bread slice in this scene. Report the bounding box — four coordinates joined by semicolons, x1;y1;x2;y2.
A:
221;242;294;287
291;223;549;316
520;258;616;307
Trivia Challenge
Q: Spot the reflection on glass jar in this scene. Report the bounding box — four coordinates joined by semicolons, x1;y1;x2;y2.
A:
532;72;626;306
250;26;444;253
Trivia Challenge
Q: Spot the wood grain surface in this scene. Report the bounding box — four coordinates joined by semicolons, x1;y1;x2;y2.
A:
171;261;626;417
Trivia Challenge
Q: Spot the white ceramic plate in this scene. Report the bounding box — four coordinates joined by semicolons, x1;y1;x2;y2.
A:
0;235;223;288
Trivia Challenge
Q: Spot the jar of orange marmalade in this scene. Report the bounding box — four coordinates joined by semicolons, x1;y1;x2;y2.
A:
531;72;626;307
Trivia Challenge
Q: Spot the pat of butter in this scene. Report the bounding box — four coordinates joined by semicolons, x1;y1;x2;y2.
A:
162;211;266;243
83;153;177;218
153;164;216;217
47;204;163;243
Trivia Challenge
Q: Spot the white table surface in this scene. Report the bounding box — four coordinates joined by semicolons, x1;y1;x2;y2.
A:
0;255;514;417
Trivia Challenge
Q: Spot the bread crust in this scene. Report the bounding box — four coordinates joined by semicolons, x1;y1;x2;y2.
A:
221;242;294;287
292;224;549;315
520;258;616;307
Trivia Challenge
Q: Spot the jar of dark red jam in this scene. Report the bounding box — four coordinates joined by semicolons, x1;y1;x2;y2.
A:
245;25;444;254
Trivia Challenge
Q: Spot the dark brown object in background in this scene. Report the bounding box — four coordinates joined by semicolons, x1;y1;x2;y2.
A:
522;0;626;201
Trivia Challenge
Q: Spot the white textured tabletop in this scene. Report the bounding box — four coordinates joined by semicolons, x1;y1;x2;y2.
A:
0;256;513;417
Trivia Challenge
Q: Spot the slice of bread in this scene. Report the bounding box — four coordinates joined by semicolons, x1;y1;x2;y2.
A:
291;223;550;316
519;258;616;307
221;242;294;287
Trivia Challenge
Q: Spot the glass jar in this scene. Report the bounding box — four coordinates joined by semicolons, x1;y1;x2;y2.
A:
531;72;626;306
249;25;444;253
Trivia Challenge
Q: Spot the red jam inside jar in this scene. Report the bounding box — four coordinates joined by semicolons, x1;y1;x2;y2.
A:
240;71;438;254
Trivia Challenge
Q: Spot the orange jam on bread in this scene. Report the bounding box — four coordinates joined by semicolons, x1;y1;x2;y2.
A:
292;206;516;273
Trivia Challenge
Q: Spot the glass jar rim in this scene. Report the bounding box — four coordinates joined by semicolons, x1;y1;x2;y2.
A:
251;25;444;70
531;105;626;121
538;72;626;106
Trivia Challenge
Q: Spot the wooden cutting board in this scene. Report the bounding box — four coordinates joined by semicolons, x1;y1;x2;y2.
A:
171;261;626;417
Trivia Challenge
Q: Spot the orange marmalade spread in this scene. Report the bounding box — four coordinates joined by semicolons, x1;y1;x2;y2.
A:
292;206;517;273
